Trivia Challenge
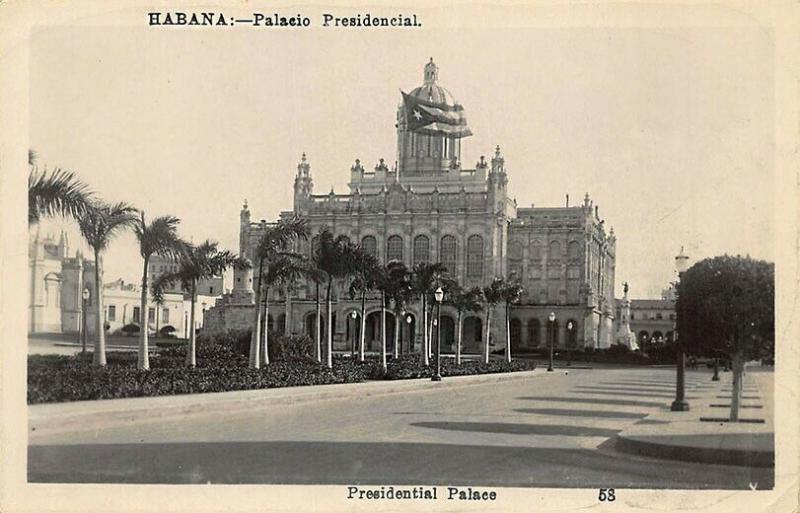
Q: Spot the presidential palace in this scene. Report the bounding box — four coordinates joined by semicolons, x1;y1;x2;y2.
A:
204;59;622;355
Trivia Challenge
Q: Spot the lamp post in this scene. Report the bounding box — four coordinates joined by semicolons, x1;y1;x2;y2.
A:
432;286;444;382
671;246;690;412
406;314;413;353
350;310;358;357
81;287;90;354
547;312;556;372
566;320;574;367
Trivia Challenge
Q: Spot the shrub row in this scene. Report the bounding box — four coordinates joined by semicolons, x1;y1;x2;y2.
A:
28;331;537;404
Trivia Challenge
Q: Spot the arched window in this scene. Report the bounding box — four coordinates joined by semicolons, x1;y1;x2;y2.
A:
310;235;320;258
413;235;430;265
567;240;581;261
387;235;403;262
527;319;540;346
510;319;522;351
530;240;542;260
440;235;457;274
549;240;562;260
466;235;484;280
509;240;523;278
361;236;377;258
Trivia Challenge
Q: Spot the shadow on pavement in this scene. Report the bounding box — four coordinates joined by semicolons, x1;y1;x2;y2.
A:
513;408;647;419
410;421;620;437
570;389;699;400
28;441;773;489
517;396;666;408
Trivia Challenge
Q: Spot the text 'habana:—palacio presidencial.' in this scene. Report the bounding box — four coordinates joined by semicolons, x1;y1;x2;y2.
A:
147;12;422;28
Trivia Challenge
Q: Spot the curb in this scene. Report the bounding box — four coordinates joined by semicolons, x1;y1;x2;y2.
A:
29;369;553;436
613;432;774;468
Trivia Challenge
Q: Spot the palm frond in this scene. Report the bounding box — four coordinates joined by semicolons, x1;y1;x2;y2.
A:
29;167;93;224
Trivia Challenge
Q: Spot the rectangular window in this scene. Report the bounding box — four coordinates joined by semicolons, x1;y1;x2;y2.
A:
148;307;155;323
108;305;116;321
209;286;214;295
162;308;169;324
133;306;141;323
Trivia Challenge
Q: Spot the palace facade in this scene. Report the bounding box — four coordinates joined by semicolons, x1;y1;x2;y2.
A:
205;59;617;354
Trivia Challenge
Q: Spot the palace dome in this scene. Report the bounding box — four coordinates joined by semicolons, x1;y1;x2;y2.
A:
407;58;460;107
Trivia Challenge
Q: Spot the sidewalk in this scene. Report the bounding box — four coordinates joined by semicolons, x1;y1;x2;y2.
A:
613;367;774;467
29;368;553;438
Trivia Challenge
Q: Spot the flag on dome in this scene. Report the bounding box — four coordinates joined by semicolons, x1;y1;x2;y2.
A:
401;91;473;139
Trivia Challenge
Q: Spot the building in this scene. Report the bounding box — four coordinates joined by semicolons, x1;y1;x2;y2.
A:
28;227;94;334
205;59;617;353
149;254;224;297
627;298;676;345
28;228;216;338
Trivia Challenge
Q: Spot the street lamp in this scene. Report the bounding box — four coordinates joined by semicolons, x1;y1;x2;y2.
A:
671;246;690;412
432;286;444;382
406;314;413;353
81;287;90;354
350;310;358;357
566;320;574;367
547;312;556;372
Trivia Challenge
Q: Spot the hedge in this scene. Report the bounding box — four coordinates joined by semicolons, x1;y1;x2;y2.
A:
27;330;538;404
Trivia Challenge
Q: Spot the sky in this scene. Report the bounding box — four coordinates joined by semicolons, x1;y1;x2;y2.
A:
29;21;774;299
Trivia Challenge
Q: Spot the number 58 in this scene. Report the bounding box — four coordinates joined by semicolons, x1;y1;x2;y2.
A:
598;488;616;501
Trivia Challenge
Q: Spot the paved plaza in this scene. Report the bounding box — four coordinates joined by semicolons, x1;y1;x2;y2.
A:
28;366;773;488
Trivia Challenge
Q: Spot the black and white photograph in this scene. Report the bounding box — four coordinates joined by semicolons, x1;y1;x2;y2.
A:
1;2;798;512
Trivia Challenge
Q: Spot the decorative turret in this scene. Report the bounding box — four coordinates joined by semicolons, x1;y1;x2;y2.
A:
293;153;313;212
58;230;69;258
232;257;254;302
239;200;251;257
487;146;509;214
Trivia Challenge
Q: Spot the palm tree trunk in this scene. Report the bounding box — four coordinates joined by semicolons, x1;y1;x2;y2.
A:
381;291;387;371
730;351;743;422
138;256;150;370
456;310;463;365
92;248;106;366
505;302;512;363
359;289;367;362
428;302;435;359
326;278;333;369
315;282;321;362
484;306;492;364
186;280;197;367
393;306;400;359
263;287;270;365
249;258;264;369
421;297;429;365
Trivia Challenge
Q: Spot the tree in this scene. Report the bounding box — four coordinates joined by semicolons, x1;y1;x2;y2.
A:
151;240;244;366
133;212;182;370
448;285;483;365
385;261;413;359
248;217;308;369
76;201;137;366
410;262;447;365
313;229;356;368
482;277;505;364
347;246;380;362
676;255;774;422
500;278;524;363
257;254;311;366
28;152;92;224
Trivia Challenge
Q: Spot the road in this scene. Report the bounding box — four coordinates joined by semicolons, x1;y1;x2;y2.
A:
28;366;772;488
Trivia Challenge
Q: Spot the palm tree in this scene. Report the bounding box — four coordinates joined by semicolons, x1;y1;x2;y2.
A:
347;246;380;362
248;217;308;369
482;277;505;364
500;278;524;363
257;254;310;365
449;285;483;365
410;262;447;365
151;240;245;366
385;261;412;359
133;212;182;370
313;229;356;368
28;152;92;224
76;201;137;366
